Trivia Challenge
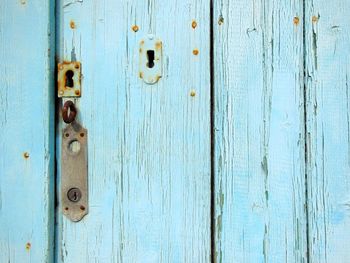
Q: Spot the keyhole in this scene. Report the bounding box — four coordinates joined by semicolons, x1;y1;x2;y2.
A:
65;70;74;88
67;188;82;202
147;50;155;68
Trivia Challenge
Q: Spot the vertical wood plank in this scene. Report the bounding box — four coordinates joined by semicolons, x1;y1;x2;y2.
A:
0;0;55;262
305;1;350;262
56;0;210;262
213;0;307;262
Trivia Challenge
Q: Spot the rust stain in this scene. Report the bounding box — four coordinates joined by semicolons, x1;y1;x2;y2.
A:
139;72;144;79
70;20;76;29
192;20;197;29
218;16;224;25
57;61;81;97
312;15;319;23
23;152;30;159
25;242;31;251
190;90;196;97
293;17;300;25
155;75;161;82
132;25;139;32
155;42;162;50
193;49;199;56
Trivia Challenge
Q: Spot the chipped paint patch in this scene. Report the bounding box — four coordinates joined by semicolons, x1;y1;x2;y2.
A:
218;16;224;25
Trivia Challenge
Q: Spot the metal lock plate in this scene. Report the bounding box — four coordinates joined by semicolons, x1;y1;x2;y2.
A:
139;35;162;84
57;61;81;97
61;121;88;221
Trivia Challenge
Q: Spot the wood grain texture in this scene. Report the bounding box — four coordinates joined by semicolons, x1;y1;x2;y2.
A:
55;0;210;262
213;0;307;262
0;0;55;262
305;1;350;262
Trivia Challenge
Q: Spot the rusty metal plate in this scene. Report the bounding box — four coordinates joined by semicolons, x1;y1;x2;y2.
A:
61;121;88;222
57;61;81;97
139;35;162;84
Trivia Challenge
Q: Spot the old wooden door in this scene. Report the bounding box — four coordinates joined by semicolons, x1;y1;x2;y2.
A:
1;0;350;262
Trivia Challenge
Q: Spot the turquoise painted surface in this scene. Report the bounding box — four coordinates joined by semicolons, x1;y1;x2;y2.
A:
55;0;211;262
1;1;350;262
213;0;308;262
0;0;55;262
305;1;350;262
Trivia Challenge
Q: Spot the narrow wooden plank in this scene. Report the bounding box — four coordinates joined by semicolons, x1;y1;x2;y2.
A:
56;0;210;262
213;0;307;262
0;0;55;262
305;1;350;262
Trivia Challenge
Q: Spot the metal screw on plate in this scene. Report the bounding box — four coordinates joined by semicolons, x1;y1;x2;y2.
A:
67;188;82;202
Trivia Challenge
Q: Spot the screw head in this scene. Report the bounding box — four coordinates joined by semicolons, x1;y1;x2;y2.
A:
67;188;82;202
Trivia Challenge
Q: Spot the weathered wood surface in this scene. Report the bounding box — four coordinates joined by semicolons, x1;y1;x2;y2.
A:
0;0;55;262
56;0;211;262
213;0;307;262
305;1;350;262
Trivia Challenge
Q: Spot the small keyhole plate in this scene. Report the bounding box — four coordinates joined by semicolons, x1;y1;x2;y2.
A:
139;35;162;85
57;61;81;97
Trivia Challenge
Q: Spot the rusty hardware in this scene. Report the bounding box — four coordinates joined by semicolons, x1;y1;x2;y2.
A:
61;99;88;222
139;34;162;84
61;120;88;222
62;100;77;124
57;61;81;97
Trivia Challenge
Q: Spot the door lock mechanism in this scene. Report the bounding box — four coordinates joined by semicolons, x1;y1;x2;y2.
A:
61;100;88;222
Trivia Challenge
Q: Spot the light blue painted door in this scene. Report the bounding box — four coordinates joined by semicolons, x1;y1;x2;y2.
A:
2;1;350;262
0;0;55;262
305;1;350;262
55;0;211;262
213;0;307;262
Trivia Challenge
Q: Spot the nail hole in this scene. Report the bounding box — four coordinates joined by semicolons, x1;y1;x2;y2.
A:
65;133;69;137
65;70;74;88
146;50;155;68
80;205;85;211
80;133;84;137
64;207;69;211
